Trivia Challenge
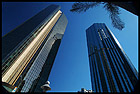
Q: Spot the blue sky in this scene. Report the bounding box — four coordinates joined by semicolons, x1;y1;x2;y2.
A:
2;2;138;92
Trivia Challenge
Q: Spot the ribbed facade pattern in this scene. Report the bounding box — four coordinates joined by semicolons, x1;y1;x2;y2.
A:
2;5;68;92
2;5;61;76
21;13;68;92
86;23;138;92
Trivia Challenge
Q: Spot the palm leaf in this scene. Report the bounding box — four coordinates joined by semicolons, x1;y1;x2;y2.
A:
70;2;101;13
103;2;125;30
70;2;125;30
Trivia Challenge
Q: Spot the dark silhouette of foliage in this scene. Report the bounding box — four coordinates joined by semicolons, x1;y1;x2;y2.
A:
70;2;125;30
70;2;101;13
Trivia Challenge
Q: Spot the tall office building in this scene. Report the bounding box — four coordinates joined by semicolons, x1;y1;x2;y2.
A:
86;23;138;92
2;5;68;92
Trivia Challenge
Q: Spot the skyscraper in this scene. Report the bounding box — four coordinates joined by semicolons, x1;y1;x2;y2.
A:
86;23;138;92
2;5;68;92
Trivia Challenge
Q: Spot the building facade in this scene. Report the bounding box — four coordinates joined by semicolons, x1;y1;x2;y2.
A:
78;88;93;93
86;23;138;92
2;5;68;92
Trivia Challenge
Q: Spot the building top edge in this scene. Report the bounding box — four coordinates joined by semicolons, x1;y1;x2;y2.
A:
85;23;105;32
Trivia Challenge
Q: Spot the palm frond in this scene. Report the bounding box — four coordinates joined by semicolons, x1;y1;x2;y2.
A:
103;2;125;30
70;2;101;13
70;2;125;30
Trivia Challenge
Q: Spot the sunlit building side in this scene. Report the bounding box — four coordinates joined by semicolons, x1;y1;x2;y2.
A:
2;5;68;92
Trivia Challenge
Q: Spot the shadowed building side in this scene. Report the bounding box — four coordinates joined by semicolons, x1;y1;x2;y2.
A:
2;5;68;92
86;23;138;92
2;5;60;61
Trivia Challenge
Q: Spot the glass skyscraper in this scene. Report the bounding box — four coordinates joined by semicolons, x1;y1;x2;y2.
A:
2;5;68;92
86;23;138;92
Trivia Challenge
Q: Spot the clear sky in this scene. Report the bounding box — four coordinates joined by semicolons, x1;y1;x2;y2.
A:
2;2;138;92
